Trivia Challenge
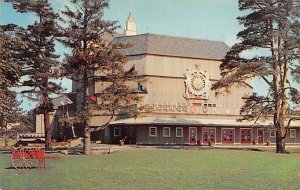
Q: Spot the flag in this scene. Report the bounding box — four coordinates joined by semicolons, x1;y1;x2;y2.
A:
60;100;65;106
60;95;73;106
89;95;97;104
66;97;73;104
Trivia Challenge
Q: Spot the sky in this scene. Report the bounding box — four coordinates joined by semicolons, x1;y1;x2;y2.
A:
0;0;268;110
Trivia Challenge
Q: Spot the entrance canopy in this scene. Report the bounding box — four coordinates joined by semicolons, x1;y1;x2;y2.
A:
110;117;300;127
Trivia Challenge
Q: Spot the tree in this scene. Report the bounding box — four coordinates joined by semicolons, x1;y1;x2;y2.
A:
0;27;25;149
60;0;142;154
18;110;34;133
212;0;300;153
4;0;63;149
0;26;24;126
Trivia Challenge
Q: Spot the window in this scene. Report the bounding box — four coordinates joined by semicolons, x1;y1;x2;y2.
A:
290;129;296;139
176;127;183;137
114;127;121;137
163;127;170;137
149;127;157;137
138;83;147;93
270;129;275;138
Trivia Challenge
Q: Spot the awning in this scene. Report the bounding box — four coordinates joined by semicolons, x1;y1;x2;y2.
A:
110;117;300;127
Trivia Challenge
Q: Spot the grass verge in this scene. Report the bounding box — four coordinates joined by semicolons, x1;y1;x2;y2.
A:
0;149;299;190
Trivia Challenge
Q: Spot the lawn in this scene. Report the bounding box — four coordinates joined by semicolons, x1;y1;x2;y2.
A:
0;148;299;190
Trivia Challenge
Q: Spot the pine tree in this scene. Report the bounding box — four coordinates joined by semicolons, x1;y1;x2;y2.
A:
0;27;24;149
212;0;300;153
60;0;142;154
4;0;62;149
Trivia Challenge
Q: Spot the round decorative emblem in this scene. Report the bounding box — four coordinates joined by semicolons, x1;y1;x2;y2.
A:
184;67;210;99
191;72;206;92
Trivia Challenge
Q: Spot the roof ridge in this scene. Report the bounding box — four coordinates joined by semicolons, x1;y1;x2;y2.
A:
127;13;135;22
115;33;228;45
114;33;149;39
112;33;230;60
146;33;227;45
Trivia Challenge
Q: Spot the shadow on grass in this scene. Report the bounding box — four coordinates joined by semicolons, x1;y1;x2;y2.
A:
5;166;39;170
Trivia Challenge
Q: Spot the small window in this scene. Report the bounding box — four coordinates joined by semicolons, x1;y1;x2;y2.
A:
114;127;121;137
290;129;296;139
149;127;157;137
176;127;183;137
270;129;275;138
163;127;170;137
138;83;147;93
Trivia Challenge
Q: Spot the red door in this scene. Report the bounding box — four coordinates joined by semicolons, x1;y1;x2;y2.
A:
257;129;264;144
189;127;197;145
241;129;251;144
222;129;234;144
202;128;215;145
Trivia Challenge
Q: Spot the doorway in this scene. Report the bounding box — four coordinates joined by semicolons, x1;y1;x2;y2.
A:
202;128;216;145
241;128;252;144
222;128;235;144
257;128;264;144
189;127;197;145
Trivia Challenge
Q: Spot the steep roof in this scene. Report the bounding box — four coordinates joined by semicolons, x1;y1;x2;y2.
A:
127;13;135;23
113;33;230;60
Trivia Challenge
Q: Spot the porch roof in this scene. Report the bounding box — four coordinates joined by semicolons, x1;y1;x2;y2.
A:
110;117;300;128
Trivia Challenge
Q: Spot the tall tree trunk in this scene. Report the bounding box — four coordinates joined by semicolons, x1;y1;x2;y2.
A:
44;110;51;150
275;20;289;154
276;130;286;153
4;129;8;150
269;19;287;154
84;127;91;155
82;72;91;155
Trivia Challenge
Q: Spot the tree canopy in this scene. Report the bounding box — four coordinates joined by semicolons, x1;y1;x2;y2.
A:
60;0;142;154
0;27;25;128
4;0;63;149
212;0;300;153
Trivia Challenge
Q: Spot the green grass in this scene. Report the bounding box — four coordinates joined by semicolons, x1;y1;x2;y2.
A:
0;149;300;190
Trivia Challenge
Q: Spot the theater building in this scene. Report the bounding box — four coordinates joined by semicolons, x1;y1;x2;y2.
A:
34;13;297;146
75;13;298;146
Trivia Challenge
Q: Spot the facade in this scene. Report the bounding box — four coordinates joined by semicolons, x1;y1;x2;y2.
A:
37;14;300;145
34;94;78;141
88;14;300;145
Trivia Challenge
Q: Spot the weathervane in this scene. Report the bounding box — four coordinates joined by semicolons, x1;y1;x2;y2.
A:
130;0;134;13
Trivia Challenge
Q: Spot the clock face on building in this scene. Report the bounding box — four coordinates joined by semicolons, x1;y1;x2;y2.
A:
184;68;210;99
191;73;206;91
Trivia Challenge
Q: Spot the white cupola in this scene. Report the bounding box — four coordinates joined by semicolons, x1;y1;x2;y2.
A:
124;13;137;36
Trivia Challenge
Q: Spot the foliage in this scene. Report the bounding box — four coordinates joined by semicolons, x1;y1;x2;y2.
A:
1;149;300;190
59;0;142;154
4;0;63;149
0;27;25;129
212;0;300;153
17;110;34;133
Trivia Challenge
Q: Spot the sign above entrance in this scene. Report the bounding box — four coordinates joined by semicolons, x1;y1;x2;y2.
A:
184;66;210;100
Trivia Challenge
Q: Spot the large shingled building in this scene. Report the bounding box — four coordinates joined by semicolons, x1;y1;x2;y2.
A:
43;13;300;146
83;14;299;145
